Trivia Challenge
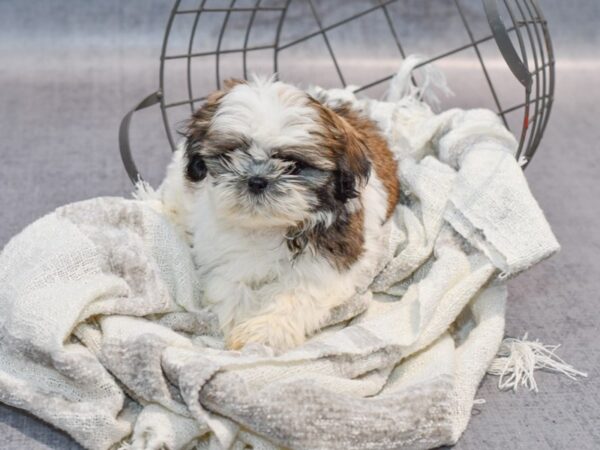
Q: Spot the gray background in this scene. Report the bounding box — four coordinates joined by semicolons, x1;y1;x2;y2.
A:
0;0;598;449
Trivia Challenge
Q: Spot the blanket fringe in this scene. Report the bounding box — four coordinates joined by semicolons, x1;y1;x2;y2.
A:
386;54;454;110
488;333;588;392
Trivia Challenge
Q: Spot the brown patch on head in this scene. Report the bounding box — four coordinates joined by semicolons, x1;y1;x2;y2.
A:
184;78;247;156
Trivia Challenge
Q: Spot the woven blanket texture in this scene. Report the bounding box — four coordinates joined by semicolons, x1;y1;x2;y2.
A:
0;82;559;450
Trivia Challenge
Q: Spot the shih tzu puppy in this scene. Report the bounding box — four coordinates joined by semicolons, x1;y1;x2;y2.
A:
158;76;399;352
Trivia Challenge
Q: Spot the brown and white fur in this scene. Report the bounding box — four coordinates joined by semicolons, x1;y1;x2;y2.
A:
158;76;399;352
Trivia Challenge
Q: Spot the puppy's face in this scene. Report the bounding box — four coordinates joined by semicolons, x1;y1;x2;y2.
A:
184;78;370;229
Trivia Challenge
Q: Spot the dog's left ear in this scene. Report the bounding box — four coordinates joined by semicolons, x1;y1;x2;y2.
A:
334;119;371;203
307;96;371;203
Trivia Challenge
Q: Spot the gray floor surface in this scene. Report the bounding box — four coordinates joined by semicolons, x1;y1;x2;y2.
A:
0;1;598;449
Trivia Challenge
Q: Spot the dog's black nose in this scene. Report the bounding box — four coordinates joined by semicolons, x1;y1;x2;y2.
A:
248;176;269;193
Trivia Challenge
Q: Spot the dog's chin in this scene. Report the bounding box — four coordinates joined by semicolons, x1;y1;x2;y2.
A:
222;210;297;230
213;199;310;231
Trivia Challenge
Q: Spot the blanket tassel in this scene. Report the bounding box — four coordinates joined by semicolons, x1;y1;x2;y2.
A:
488;333;588;392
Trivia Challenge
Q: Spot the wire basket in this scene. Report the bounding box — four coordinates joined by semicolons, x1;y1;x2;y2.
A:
119;0;554;183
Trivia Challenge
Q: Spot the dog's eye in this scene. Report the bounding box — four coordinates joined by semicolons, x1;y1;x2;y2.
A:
186;154;207;182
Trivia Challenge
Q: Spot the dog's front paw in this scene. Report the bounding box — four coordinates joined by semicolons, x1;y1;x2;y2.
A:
226;314;305;352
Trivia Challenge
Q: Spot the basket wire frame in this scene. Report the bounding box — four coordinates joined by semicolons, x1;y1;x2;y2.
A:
119;0;554;183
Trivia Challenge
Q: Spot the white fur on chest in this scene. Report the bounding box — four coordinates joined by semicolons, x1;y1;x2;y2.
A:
189;187;355;333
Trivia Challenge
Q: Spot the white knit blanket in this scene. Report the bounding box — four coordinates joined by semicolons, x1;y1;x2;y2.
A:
0;86;559;450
